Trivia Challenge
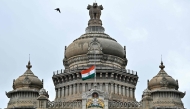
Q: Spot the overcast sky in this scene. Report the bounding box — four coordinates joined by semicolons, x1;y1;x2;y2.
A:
0;0;190;108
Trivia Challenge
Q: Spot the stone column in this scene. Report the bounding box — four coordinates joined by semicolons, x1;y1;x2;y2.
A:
82;83;85;92
73;84;76;95
77;83;80;94
58;88;61;98
55;89;58;98
69;85;72;96
62;87;65;98
126;87;129;97
111;83;114;94
105;83;108;92
65;86;68;96
122;86;125;96
130;88;133;98
118;85;121;95
133;88;135;99
32;92;34;98
82;99;86;109
115;84;117;94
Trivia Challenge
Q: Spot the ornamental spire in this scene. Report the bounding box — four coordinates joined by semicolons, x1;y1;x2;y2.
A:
26;54;32;69
159;56;165;70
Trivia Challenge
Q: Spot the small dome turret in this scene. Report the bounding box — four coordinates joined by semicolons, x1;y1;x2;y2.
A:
13;61;43;90
148;61;178;90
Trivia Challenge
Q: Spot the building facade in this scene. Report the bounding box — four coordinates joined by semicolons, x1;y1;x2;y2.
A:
6;2;186;109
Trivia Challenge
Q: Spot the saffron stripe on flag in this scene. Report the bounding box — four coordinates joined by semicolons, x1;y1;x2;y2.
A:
81;66;95;74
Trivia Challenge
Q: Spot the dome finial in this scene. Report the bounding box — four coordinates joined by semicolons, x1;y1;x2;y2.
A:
26;54;32;69
87;2;103;26
159;55;165;70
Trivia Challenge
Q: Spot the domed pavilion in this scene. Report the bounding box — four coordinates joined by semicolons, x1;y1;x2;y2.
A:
6;61;46;108
143;61;185;108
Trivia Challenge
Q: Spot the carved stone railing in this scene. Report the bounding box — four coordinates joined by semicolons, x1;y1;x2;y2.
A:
47;100;141;109
152;107;185;109
53;66;137;75
52;65;138;86
108;100;142;108
47;100;82;108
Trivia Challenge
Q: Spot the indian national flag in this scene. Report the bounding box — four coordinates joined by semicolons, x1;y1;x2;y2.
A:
81;66;95;80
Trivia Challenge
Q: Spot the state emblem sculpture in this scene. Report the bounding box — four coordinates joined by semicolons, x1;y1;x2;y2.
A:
87;3;103;20
86;92;104;108
82;89;109;109
87;3;103;26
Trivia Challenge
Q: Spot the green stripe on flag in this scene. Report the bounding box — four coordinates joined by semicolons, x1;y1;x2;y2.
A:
82;73;95;80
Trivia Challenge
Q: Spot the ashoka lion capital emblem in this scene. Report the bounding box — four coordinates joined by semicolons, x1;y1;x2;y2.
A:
87;3;103;20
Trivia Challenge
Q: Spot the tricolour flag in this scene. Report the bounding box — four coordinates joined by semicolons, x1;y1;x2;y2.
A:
81;66;95;80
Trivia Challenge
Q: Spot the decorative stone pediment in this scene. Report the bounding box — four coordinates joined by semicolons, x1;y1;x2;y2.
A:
82;88;109;109
88;38;103;55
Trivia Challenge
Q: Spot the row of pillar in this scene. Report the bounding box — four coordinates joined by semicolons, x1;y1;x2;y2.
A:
55;83;135;99
10;92;38;99
152;92;181;99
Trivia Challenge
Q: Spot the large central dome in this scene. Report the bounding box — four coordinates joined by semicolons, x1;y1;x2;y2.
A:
65;33;125;59
63;3;127;68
